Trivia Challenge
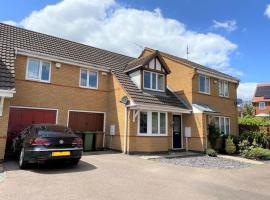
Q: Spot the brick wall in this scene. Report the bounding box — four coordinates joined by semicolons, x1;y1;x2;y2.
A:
0;99;10;160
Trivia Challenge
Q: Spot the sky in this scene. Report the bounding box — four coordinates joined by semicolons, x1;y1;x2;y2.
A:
1;0;270;100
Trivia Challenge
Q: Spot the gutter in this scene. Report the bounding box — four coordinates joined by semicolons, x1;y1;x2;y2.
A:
0;89;16;98
128;104;191;113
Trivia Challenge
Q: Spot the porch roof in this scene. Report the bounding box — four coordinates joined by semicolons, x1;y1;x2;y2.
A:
192;103;219;114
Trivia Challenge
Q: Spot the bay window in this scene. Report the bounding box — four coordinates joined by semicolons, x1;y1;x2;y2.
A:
213;116;230;135
199;75;210;94
143;71;165;91
26;58;51;82
138;111;167;135
219;80;229;97
80;69;98;89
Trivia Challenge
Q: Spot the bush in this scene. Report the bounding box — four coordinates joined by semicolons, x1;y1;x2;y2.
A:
243;147;270;160
225;136;236;154
208;124;220;150
239;116;270;126
240;131;270;148
206;148;217;157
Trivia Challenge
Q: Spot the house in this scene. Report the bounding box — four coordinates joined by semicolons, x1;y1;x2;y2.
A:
252;84;270;117
0;23;239;160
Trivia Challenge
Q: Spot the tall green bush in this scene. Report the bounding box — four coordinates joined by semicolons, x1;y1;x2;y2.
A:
225;136;236;154
208;124;220;150
239;116;270;126
240;131;270;148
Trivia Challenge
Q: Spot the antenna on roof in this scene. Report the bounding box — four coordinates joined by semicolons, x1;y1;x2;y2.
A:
186;44;190;60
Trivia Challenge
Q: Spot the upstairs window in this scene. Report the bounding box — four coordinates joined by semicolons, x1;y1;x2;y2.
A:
143;71;165;91
219;80;229;97
80;69;98;89
259;102;266;110
199;75;210;94
26;58;51;82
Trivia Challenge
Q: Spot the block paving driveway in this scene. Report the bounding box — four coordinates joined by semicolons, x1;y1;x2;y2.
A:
0;152;270;200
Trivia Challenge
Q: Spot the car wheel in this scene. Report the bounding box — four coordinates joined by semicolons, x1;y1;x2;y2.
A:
19;148;28;169
70;159;80;166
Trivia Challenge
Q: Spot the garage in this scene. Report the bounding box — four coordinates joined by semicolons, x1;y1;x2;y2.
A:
6;107;57;154
68;111;105;150
68;111;105;132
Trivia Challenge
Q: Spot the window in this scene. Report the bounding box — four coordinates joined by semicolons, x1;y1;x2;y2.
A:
219;80;229;97
199;75;210;94
213;116;230;135
138;111;167;135
259;102;266;110
26;58;51;82
80;69;98;89
143;71;165;91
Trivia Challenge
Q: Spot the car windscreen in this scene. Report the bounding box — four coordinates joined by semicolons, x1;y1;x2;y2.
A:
36;126;73;136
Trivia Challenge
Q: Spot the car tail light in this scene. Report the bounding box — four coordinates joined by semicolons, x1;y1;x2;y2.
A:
72;138;82;145
30;138;50;146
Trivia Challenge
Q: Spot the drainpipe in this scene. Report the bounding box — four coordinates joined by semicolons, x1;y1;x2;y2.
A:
123;106;129;154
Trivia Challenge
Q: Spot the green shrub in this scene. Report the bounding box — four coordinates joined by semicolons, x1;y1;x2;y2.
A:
239;116;270;126
206;148;217;157
208;124;220;150
243;147;270;160
240;131;270;148
225;136;236;154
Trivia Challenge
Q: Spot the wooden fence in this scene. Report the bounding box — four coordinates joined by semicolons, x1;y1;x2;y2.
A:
239;124;270;134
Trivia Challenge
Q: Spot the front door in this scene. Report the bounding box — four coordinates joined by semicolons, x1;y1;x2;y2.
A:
173;115;182;149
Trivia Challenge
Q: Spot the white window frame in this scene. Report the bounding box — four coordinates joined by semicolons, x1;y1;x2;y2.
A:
213;116;230;135
198;75;210;94
259;102;266;110
79;68;98;89
219;80;229;97
143;70;165;92
137;111;168;136
26;57;51;83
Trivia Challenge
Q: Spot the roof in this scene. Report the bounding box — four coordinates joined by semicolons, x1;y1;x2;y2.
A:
0;23;189;110
143;48;239;82
252;84;270;102
124;50;170;73
192;103;219;114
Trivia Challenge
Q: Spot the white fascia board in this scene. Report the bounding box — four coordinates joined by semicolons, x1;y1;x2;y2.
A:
15;48;110;72
128;104;191;113
197;70;239;83
0;89;15;98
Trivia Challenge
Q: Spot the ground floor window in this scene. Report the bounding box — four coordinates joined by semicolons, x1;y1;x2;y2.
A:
213;116;230;135
138;111;167;135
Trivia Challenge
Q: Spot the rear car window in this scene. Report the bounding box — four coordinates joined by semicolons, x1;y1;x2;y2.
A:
36;126;73;136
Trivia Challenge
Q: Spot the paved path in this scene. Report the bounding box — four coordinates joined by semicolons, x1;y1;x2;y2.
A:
0;151;270;200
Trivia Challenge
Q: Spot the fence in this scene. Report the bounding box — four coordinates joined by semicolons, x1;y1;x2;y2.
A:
239;124;270;134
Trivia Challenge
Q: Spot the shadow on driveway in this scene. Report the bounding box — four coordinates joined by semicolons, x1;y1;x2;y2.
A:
3;160;96;174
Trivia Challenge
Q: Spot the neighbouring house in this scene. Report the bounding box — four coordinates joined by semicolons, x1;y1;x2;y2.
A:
0;23;239;160
252;83;270;117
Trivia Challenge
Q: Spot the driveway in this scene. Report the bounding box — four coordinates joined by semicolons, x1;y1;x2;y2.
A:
0;151;270;200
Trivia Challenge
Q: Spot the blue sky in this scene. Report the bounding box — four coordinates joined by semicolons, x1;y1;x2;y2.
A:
1;0;270;99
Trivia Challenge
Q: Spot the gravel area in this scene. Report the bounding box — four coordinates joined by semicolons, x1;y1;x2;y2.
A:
159;155;254;169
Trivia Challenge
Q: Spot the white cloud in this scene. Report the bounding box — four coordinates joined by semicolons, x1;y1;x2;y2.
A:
264;4;270;18
237;82;257;100
2;20;17;26
212;20;237;32
11;0;240;76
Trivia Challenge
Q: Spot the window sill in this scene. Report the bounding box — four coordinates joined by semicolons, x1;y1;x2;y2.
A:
137;134;168;137
25;78;51;84
198;91;211;95
143;88;165;92
79;85;98;90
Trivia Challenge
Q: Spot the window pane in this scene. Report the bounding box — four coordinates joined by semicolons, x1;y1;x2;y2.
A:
158;74;164;90
225;118;230;135
152;73;157;90
205;77;210;93
28;59;40;79
160;113;166;134
199;76;205;92
144;71;151;88
80;69;87;86
152;112;158;134
41;62;50;81
214;117;220;129
88;71;97;88
219;81;223;96
224;82;228;97
140;112;148;133
220;117;225;134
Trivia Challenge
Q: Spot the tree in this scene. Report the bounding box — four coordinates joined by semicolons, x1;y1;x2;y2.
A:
242;102;255;117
